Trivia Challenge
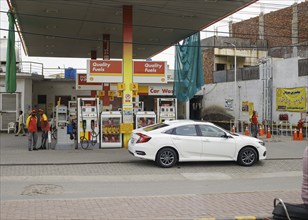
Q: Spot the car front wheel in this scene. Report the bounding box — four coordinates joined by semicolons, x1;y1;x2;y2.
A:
237;147;258;166
156;148;177;168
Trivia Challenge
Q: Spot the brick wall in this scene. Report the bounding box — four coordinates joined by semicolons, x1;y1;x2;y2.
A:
232;1;308;57
298;2;308;43
202;49;214;84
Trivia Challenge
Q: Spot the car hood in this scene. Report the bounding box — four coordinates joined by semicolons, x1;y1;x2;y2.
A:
233;133;262;143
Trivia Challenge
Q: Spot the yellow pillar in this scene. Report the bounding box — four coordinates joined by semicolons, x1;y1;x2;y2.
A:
122;5;133;148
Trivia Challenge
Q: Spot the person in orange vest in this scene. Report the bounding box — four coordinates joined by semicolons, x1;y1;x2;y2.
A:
26;109;38;151
38;109;50;150
250;110;258;138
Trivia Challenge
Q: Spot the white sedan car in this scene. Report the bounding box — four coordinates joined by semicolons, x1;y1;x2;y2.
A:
128;120;266;168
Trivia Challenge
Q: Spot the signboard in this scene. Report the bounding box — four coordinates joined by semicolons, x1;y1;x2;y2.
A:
86;60;168;84
76;73;102;90
133;61;167;83
276;87;307;112
242;101;249;112
120;123;134;134
225;98;233;111
87;60;123;83
148;85;173;96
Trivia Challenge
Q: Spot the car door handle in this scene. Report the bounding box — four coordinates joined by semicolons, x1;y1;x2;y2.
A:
202;139;210;142
173;137;181;140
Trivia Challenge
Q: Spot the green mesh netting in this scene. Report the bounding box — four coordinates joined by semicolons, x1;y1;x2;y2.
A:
173;32;204;102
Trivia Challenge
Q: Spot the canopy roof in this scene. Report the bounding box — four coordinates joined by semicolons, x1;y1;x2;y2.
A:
10;0;255;59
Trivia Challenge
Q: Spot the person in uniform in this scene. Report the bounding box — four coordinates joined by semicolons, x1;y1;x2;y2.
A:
26;110;38;151
38;109;50;150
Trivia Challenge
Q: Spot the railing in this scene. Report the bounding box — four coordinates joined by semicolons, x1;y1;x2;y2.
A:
226;119;307;140
43;68;87;78
213;66;259;83
17;62;88;78
19;61;43;75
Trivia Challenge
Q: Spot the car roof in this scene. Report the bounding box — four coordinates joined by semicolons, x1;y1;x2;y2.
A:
163;120;214;126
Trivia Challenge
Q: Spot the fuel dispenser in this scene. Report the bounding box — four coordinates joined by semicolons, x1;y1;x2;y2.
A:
156;98;177;122
55;105;74;149
77;98;100;149
100;111;122;148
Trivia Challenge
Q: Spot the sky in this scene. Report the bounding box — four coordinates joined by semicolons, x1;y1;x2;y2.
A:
0;0;304;72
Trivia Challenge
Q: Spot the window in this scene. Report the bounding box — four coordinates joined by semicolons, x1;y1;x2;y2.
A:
216;63;226;71
173;125;197;136
143;123;169;132
198;125;225;137
38;95;46;104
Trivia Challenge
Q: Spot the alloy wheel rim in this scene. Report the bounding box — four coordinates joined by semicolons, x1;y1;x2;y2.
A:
241;150;255;165
160;151;174;165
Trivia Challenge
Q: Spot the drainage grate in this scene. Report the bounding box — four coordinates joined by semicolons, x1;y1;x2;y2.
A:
21;184;63;196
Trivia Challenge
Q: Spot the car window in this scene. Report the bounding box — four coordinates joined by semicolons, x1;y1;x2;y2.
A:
164;128;174;134
173;125;197;136
143;123;169;132
198;124;225;137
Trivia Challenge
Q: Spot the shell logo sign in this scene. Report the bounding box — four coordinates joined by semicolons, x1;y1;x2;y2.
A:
87;60;167;84
133;61;166;83
87;60;123;83
76;73;102;90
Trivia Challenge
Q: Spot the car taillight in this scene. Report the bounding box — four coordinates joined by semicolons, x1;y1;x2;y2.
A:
136;133;151;143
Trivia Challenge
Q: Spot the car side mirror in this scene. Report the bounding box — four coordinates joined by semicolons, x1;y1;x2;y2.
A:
223;133;232;138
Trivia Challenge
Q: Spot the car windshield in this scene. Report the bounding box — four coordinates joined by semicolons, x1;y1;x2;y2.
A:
206;123;233;135
143;123;169;132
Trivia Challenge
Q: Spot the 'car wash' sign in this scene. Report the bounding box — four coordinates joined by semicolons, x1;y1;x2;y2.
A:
148;85;173;96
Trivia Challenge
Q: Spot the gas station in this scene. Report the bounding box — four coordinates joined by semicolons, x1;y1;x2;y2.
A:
6;0;257;148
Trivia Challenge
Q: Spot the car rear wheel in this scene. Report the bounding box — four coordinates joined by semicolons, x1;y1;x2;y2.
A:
156;148;177;168
237;147;258;166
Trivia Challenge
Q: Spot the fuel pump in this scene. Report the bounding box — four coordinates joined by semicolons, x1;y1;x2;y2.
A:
156;98;177;122
55;105;74;149
77;98;100;149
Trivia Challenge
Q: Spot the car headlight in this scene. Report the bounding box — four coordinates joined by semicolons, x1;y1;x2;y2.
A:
258;141;265;146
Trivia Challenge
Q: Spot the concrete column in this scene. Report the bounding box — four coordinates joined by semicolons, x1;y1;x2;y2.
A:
258;12;264;40
292;3;298;57
185;100;190;119
122;5;133;148
228;21;233;37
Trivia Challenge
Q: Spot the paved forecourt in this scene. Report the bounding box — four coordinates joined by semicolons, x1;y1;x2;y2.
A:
0;132;307;219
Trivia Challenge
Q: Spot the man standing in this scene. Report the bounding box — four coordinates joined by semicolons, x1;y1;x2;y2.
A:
251;110;258;138
38;109;50;150
15;110;26;136
26;109;38;151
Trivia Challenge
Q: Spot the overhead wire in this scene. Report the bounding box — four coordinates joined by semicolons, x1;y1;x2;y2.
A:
0;27;307;51
1;0;307;52
0;9;307;39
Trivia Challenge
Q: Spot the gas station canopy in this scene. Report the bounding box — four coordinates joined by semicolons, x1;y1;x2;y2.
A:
10;0;255;59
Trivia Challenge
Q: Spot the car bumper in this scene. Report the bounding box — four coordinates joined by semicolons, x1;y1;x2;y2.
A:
258;147;267;160
128;141;156;161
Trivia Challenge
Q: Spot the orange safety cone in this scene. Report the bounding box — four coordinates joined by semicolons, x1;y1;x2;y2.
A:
259;125;264;136
266;126;271;138
293;128;298;141
245;126;249;136
231;125;235;134
299;128;303;141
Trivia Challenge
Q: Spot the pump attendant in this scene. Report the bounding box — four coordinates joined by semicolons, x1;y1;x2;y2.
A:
38;109;50;150
26;109;38;151
15;110;26;136
251;110;258;138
